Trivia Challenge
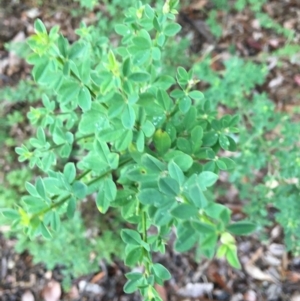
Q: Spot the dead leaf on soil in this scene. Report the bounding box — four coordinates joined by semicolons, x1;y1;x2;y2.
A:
41;280;61;301
91;271;106;283
244;263;276;282
285;271;300;283
269;75;284;88
189;0;207;10
155;284;167;301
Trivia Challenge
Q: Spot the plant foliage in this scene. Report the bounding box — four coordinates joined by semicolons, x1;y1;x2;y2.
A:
0;1;257;299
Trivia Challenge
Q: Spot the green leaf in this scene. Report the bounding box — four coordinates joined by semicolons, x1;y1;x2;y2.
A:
36;177;46;199
227;221;256;235
226;245;241;269
121;229;142;246
34;19;47;34
31;61;52;85
108;50;118;70
164;23;181;36
0;209;20;220
132;37;151;49
50;211;61;232
158;177;179;196
216;159;227;170
189;90;204;100
141;120;155;137
37;127;46;143
188;184;207;208
198;171;218;189
152;263;171;281
122;104;136;129
25;182;39;197
115;24;130;36
177;67;188;81
125;272;144;281
136;131;145;152
115;130;132;151
124;278;141;294
72;181;87;199
141;154;165;172
201;233;218;251
168;161;184;185
191;221;216;234
177;137;192;154
170;89;185;98
191;126;203;152
165;152;193;172
175;224;198;252
69;42;88;60
219;134;230;150
40;222;52;239
63;162;76;183
96;189;110;214
57;79;80;104
96;178;117;213
153;129;171;155
122;57;131;77
66;197;76;219
171;204;198;219
125;247;143;266
179;97;191;113
157;90;172;111
138;189;164;205
78;86;91;112
219;157;236;170
129;72;150;82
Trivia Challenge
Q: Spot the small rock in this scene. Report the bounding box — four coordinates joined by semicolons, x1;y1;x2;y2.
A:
177;282;213;298
291;293;300;301
78;280;104;295
244;290;257;301
269;244;285;257
67;285;80;300
21;290;35;301
41;280;61;301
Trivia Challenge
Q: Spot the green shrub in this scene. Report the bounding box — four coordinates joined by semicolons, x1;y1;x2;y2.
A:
0;1;256;299
194;55;300;255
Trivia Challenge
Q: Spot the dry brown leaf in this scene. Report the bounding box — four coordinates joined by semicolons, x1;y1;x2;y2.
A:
91;271;105;283
244;263;276;282
189;0;207;10
41;280;61;301
285;271;300;283
155;284;167;301
269;75;284;88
